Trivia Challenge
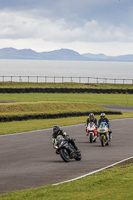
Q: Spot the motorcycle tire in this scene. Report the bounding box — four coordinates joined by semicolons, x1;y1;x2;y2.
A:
75;152;82;161
101;136;105;147
89;133;93;143
59;148;70;162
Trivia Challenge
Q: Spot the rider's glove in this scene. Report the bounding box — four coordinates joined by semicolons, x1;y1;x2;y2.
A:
68;138;75;142
67;138;71;142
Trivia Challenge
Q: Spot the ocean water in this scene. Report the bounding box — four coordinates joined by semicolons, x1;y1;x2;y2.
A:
0;59;133;83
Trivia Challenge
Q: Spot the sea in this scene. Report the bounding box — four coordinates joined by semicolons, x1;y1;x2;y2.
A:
0;59;133;84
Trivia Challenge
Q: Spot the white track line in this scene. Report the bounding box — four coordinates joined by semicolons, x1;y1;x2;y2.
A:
53;156;133;186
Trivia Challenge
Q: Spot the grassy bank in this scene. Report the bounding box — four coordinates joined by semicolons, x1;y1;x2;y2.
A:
0;82;133;89
0;93;133;106
0;102;108;117
1;159;133;200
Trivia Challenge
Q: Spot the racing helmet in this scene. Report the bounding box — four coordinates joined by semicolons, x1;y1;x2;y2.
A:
89;113;94;120
100;113;105;119
53;125;60;134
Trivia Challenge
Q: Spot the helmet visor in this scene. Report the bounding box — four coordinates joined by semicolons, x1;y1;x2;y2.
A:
53;128;58;133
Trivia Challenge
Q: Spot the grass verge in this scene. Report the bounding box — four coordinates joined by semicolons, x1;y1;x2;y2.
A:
0;82;133;89
0;93;133;106
1;159;133;200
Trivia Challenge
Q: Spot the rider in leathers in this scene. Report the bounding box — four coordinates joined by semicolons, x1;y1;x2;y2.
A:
98;113;112;140
86;113;98;137
52;125;79;154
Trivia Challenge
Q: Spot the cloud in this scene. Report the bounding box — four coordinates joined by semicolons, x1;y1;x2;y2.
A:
1;0;133;24
0;10;133;43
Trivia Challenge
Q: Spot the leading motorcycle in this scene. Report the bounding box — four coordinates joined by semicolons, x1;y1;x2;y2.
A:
54;135;82;162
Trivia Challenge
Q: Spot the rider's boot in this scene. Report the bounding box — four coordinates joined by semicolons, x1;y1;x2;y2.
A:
93;136;97;141
56;149;59;154
109;130;112;141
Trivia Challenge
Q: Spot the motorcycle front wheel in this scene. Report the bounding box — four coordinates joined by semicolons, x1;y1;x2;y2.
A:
75;152;82;161
59;148;70;162
89;133;93;143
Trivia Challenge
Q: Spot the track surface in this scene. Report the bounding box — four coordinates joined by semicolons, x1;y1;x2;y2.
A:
101;105;133;113
0;116;133;194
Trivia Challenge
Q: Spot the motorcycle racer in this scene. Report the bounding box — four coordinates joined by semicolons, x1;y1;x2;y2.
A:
52;125;79;154
86;113;98;138
98;113;112;140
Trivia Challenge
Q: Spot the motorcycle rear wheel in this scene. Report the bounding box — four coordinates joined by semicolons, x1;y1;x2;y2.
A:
59;148;70;162
101;136;105;146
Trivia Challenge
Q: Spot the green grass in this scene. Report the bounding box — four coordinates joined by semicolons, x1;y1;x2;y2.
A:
0;102;108;117
1;159;133;200
0;93;133;106
0;82;133;89
0;113;133;135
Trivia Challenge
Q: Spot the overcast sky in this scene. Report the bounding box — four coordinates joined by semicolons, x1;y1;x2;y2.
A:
0;0;133;56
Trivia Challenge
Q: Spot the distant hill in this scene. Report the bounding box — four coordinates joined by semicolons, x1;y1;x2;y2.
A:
82;53;112;61
0;47;133;61
82;53;133;62
0;48;88;61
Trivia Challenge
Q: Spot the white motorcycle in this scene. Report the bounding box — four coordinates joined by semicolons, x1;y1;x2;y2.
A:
86;122;97;143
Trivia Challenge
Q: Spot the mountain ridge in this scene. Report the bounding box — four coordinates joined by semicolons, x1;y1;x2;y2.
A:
0;47;133;61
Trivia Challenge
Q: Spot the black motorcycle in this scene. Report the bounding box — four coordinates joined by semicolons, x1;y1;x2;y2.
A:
54;135;82;162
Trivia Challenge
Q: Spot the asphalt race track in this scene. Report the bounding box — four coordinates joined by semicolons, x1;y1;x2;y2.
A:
0;106;133;193
101;105;133;113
